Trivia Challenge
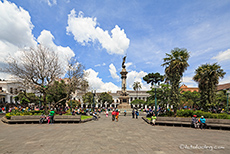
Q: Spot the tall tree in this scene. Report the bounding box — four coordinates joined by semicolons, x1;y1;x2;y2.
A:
162;48;190;116
193;63;226;111
53;58;85;106
81;80;89;94
6;45;85;113
82;92;94;105
143;73;164;87
146;83;170;109
181;91;200;108
132;81;142;98
143;72;164;114
47;80;67;105
6;45;63;113
14;92;39;106
98;92;113;106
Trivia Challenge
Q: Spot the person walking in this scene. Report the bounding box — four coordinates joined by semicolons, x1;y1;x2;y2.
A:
49;109;55;124
112;110;116;121
115;109;119;122
135;110;139;119
132;109;135;119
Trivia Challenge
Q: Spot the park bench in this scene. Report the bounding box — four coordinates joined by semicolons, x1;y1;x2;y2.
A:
1;115;81;124
54;115;81;123
142;117;230;130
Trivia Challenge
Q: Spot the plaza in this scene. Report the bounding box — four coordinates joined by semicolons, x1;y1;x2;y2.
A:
0;114;230;154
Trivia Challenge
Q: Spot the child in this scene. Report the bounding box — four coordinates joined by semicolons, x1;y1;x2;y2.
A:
47;115;50;124
106;110;109;117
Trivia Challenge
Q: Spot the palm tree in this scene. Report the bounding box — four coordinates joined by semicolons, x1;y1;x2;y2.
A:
162;48;190;116
193;63;225;111
132;81;142;99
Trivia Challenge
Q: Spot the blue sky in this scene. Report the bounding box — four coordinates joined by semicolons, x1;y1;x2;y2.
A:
0;0;230;92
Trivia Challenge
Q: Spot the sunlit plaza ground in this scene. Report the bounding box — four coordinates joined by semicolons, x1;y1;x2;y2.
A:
0;114;230;154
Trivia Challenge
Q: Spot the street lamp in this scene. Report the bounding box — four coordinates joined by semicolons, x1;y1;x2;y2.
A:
92;89;96;111
227;90;230;113
154;83;160;116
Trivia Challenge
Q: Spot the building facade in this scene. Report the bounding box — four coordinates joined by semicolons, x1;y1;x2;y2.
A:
72;90;150;108
0;79;24;104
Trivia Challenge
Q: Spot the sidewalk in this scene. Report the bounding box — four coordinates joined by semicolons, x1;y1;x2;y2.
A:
0;114;230;154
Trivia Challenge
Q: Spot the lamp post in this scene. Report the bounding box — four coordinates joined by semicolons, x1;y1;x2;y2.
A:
92;89;96;111
39;95;41;110
227;90;230;113
154;83;160;116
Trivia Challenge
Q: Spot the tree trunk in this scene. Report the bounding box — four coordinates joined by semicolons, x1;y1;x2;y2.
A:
174;108;177;117
43;92;48;114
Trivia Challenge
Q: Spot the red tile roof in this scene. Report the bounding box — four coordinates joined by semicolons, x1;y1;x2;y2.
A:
217;83;230;91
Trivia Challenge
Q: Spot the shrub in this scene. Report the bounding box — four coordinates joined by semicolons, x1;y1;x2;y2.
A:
5;113;11;119
64;113;72;115
217;113;228;119
193;110;202;117
166;111;174;117
176;110;184;117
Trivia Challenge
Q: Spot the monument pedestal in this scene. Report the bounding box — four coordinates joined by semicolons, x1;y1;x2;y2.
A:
117;96;131;109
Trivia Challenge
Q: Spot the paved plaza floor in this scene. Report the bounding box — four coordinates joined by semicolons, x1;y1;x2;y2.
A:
0;114;230;154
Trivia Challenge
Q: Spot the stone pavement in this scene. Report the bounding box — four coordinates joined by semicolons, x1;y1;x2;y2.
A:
0;114;230;154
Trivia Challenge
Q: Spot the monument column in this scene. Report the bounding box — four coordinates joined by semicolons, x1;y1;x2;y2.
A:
118;56;131;109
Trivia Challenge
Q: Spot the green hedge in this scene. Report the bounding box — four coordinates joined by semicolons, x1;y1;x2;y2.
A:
158;111;174;117
175;110;229;119
5;110;45;119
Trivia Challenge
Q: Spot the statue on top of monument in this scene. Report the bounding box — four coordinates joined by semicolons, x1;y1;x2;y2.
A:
122;56;126;68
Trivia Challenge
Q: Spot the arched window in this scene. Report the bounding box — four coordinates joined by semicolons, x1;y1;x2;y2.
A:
10;88;13;94
15;88;18;94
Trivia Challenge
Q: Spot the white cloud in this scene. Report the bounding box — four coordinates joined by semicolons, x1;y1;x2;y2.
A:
0;0;37;79
0;1;36;47
0;0;36;63
37;30;75;69
219;75;230;84
84;68;119;92
127;71;150;90
0;0;75;79
109;64;119;80
181;76;197;87
94;63;106;67
66;9;130;55
43;0;57;6
94;64;101;67
125;62;132;70
212;49;230;62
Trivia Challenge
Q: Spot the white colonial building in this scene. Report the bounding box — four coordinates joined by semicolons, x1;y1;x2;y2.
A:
0;79;24;104
72;90;151;108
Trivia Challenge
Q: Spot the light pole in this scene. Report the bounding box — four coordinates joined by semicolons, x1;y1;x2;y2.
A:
92;89;96;111
154;83;160;116
227;90;230;113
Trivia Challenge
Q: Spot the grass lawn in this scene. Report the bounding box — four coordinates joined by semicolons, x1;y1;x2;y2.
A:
81;115;92;120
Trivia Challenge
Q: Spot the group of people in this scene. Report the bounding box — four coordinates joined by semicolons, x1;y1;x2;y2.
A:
39;109;55;124
132;109;139;119
111;109;119;122
191;115;207;129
